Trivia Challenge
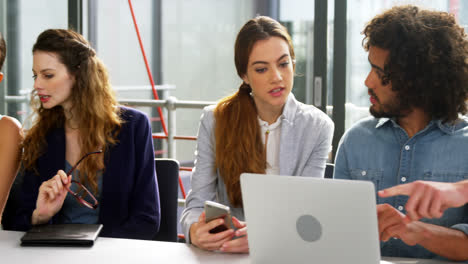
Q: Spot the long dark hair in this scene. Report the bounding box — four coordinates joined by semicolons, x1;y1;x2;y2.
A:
214;16;295;207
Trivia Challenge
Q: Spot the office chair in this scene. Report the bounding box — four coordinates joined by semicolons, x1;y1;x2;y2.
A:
325;163;335;179
153;158;180;242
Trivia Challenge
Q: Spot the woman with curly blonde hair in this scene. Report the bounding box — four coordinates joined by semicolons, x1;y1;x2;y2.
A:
11;29;160;240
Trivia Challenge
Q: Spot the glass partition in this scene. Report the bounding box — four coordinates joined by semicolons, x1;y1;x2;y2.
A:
0;0;67;125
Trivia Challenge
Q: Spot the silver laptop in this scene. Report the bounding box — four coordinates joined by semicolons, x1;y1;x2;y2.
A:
240;173;381;264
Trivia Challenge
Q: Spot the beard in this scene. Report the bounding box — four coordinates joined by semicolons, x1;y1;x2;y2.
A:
368;89;408;118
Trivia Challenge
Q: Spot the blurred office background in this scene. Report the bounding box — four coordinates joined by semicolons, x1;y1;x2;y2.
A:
0;0;466;164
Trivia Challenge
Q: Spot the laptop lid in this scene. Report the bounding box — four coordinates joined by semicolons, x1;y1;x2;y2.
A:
240;173;381;264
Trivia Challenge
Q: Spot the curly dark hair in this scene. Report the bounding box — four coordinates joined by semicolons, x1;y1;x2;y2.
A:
363;5;468;122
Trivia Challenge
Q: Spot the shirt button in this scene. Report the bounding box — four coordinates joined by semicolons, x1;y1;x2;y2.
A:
404;145;410;150
398;206;404;211
401;177;407;182
361;171;367;176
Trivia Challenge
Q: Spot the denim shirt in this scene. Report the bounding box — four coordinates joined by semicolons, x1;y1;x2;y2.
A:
334;116;468;259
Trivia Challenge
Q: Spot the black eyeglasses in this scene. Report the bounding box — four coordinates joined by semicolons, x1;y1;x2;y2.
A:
64;150;103;209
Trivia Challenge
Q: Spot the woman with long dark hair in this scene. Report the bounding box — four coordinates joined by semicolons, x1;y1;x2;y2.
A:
181;16;334;252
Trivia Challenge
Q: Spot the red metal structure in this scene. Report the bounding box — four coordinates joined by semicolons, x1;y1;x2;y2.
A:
128;0;188;199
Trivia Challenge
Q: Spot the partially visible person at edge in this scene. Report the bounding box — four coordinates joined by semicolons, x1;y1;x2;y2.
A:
333;5;468;261
181;16;334;253
10;29;160;239
379;180;468;221
0;32;22;225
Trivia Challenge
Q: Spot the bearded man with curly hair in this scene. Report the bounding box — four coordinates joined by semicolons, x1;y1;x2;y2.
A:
334;5;468;261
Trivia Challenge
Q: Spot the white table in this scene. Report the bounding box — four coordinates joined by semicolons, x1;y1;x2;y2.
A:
0;230;459;264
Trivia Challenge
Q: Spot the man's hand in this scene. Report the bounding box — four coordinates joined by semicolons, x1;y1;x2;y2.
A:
377;204;428;246
378;180;468;221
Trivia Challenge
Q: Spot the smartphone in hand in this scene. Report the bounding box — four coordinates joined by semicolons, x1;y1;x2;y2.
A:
204;201;234;234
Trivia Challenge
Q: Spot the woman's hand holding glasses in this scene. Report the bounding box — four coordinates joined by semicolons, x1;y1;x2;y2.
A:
32;170;71;225
31;150;102;225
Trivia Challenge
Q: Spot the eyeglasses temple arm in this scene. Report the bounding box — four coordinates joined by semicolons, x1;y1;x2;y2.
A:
66;150;103;176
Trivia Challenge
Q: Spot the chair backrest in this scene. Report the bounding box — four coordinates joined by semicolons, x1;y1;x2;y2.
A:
153;158;179;242
325;163;334;179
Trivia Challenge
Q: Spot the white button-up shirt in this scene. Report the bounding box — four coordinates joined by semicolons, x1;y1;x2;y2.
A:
258;116;282;175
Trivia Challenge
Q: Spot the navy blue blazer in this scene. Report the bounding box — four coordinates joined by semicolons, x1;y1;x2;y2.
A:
13;106;160;240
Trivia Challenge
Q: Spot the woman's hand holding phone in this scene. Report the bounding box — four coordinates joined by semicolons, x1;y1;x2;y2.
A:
189;211;235;251
220;216;249;253
204;200;234;232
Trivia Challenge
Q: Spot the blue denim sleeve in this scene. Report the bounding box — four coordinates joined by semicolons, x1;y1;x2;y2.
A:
451;223;468;236
333;136;351;180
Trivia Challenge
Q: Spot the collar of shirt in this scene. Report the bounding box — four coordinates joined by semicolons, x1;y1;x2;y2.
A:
258;113;282;175
257;92;300;130
374;116;468;136
281;93;299;124
258;115;283;132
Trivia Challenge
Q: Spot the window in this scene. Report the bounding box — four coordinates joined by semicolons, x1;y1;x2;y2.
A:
0;0;67;125
345;0;467;130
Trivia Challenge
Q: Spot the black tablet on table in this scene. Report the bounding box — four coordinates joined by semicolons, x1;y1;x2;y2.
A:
20;224;103;247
